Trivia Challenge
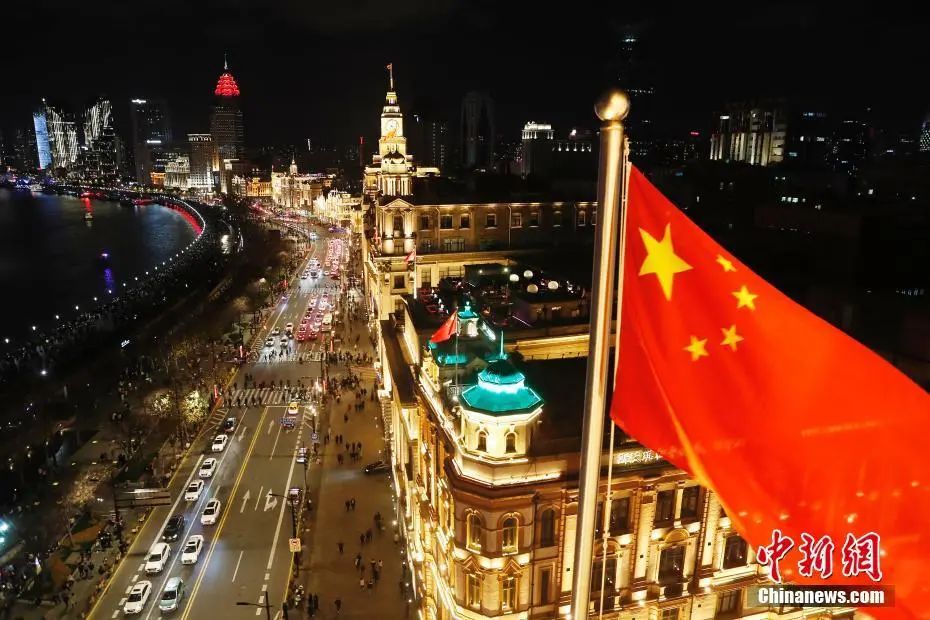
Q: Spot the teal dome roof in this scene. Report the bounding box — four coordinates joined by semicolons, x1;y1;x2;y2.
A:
460;358;544;415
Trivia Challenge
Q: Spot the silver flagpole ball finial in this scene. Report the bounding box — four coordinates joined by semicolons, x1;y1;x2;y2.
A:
595;89;630;122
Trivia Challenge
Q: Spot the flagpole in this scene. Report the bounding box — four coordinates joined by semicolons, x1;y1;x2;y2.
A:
571;89;629;620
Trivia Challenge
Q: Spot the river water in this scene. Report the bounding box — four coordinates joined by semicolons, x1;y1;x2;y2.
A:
0;189;197;340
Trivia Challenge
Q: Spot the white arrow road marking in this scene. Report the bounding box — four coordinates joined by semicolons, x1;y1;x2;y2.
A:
240;489;251;513
238;424;247;441
267;418;274;435
264;491;278;512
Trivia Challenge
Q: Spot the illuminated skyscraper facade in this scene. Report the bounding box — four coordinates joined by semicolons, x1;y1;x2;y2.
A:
130;98;172;184
210;60;245;164
33;110;52;170
42;100;79;170
188;133;215;191
81;97;119;180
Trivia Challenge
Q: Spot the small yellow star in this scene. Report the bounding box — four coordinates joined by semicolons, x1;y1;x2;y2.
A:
684;336;709;361
638;224;692;301
716;254;736;272
720;325;743;351
732;285;758;310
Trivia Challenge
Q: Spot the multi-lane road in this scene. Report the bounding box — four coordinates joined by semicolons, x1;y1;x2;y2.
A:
91;225;344;620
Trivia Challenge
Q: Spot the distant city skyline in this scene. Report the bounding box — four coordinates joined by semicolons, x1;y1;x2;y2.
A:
2;2;928;148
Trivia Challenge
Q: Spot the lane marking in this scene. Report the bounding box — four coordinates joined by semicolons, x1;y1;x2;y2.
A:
266;414;302;571
264;573;270;581
112;611;120;619
269;421;282;460
261;584;267;592
130;574;139;583
255;486;263;510
180;406;269;620
255;609;261;617
118;598;127;606
125;586;133;595
138;563;145;572
266;418;273;435
231;550;244;582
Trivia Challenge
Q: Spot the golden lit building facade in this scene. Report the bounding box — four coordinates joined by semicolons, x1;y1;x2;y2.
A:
271;158;333;210
377;305;852;620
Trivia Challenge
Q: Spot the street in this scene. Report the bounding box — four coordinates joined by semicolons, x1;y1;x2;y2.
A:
88;224;375;620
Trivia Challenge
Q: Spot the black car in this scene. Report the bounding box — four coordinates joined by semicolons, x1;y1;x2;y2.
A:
163;514;185;541
363;460;390;475
222;417;236;433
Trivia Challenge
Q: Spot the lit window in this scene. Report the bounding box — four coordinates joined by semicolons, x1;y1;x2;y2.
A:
511;212;523;228
680;486;700;519
502;517;518;553
577;211;586;226
529;211;539;227
501;576;517;610
723;535;748;568
466;573;482;608
460;214;470;229
486;213;497;228
467;513;482;551
716;589;741;614
660;609;680;620
553;211;562;227
393;215;403;234
659;546;685;580
505;432;516;454
440;214;453;229
655;490;675;523
477;430;488;452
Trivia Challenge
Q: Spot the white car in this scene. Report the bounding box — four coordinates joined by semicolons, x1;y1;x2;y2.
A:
199;458;217;478
123;580;152;614
180;535;203;565
271;327;281;337
211;434;228;452
144;542;171;575
279;336;288;346
285;322;294;334
264;337;275;348
287;401;300;416
200;499;222;525
184;479;204;502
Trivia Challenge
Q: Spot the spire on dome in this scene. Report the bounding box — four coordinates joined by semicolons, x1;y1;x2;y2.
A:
224;52;228;71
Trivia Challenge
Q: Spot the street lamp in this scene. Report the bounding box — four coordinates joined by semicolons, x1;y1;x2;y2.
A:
236;601;272;620
267;490;302;567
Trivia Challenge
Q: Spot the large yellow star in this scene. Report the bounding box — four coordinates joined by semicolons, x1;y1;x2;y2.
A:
684;336;709;361
733;285;758;310
720;325;743;351
638;224;692;301
716;254;736;272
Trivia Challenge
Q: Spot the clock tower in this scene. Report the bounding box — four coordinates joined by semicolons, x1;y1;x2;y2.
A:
368;63;413;197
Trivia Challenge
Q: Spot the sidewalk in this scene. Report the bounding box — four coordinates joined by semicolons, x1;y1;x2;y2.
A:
297;293;410;619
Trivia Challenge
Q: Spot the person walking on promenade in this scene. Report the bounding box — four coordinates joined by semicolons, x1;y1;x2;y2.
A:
335;598;342;614
337;541;343;554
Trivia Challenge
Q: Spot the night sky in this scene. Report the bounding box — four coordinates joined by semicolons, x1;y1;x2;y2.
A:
2;1;925;147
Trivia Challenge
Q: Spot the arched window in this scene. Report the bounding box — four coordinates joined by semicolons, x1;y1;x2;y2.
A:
539;508;556;547
502;516;518;553
467;513;482;551
477;430;488;452
505;432;517;454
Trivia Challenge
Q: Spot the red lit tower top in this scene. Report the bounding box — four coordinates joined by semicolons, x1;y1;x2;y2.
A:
214;55;240;97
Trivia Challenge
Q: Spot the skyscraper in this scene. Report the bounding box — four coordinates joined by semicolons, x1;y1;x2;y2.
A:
82;97;119;180
40;100;79;170
210;58;245;164
130;98;172;184
460;91;495;170
188;133;214;191
919;115;930;153
32;110;52;170
13;126;38;170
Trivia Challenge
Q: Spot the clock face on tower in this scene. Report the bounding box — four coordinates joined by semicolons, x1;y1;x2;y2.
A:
384;119;399;138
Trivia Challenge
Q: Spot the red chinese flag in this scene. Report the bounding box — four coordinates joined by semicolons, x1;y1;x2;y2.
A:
612;166;930;617
430;314;458;344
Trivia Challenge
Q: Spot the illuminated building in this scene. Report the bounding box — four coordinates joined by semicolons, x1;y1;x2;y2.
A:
461;91;495;170
363;69;416;198
920;116;930;153
312;190;362;228
710;103;787;166
376;291;852;620
519;122;595;179
210;58;245;163
13;126;38;171
33;111;52;170
188;134;214;191
130;98;172;184
80;97;119;181
164;155;190;189
271;158;334;210
41;100;79;170
231;175;271;198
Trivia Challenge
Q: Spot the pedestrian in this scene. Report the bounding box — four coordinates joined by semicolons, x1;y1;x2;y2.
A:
337;541;344;554
360;533;365;545
313;594;319;611
378;559;383;570
370;558;376;571
345;500;350;512
335;598;341;613
367;578;374;591
350;498;356;510
344;413;348;423
366;528;372;542
359;577;365;590
354;553;361;569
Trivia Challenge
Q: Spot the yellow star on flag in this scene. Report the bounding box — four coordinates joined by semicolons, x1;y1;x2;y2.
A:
733;285;758;310
639;224;692;301
720;325;743;351
684;336;709;361
716;254;736;272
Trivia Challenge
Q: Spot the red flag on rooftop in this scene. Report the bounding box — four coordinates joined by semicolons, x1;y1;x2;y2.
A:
611;166;930;616
430;314;457;344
